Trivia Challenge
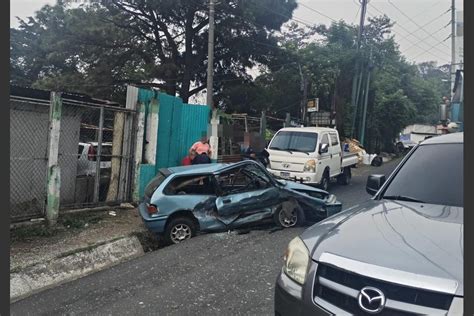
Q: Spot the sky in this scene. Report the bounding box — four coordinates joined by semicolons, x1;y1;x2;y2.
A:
11;0;463;66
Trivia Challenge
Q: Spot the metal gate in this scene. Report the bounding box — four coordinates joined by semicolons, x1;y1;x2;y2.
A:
10;86;137;222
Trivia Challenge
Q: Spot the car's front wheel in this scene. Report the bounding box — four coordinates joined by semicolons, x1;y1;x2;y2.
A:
274;200;305;228
164;217;196;244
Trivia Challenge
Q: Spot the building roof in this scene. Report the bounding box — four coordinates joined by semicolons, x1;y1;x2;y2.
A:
10;85;121;107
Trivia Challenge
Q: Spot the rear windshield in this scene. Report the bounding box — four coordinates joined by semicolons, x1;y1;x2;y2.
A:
382;143;463;207
269;131;318;153
144;173;167;198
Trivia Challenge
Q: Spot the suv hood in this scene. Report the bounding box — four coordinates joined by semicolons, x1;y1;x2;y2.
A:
301;199;464;296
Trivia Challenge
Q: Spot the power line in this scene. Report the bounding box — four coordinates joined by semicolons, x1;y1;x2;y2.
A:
386;0;450;50
410;0;445;20
352;3;361;25
368;4;451;60
400;7;450;42
411;35;451;61
402;22;450;54
297;2;337;22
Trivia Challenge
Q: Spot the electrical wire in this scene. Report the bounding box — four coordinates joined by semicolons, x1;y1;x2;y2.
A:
386;0;450;49
368;3;451;60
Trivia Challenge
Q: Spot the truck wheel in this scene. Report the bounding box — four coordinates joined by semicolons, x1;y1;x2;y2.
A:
164;217;196;245
319;171;330;191
337;167;351;185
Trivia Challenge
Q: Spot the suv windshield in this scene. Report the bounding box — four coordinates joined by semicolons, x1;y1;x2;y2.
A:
269;131;318;153
382;143;463;207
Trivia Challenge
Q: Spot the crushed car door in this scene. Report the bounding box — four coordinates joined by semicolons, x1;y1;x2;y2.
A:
214;163;280;225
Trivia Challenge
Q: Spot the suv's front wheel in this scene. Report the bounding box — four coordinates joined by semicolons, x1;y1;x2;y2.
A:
164;217;197;244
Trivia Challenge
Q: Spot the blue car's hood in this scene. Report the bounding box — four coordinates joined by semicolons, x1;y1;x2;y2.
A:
300;199;464;296
282;180;327;194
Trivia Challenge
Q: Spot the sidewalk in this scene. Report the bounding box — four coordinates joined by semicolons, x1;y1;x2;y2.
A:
10;207;153;302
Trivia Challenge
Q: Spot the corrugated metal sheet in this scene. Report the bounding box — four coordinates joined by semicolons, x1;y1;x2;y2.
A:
155;93;210;171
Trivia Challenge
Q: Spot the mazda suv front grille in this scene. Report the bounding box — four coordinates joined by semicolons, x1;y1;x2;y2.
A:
313;262;454;315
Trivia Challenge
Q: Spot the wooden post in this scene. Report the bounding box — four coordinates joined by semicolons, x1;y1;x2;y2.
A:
106;111;125;202
132;102;146;202
46;92;62;226
118;85;139;201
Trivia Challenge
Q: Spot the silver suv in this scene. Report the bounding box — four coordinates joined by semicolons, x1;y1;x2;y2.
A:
275;132;463;315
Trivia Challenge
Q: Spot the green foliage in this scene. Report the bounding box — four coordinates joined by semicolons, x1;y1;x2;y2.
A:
10;4;445;151
11;0;297;103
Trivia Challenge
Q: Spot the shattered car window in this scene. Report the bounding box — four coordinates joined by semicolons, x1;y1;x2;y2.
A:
144;172;167;198
164;175;215;195
217;165;272;195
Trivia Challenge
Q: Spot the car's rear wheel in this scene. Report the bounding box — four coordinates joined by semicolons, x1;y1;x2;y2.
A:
274;200;305;228
164;217;196;244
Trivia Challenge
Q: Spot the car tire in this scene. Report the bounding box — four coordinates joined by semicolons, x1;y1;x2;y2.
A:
371;156;383;167
337;167;351;185
319;170;330;191
164;217;196;245
274;200;306;228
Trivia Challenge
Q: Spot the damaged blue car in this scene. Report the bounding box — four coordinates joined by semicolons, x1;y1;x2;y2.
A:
139;160;342;244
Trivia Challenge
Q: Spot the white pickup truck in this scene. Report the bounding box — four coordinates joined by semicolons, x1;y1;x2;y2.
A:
266;127;358;191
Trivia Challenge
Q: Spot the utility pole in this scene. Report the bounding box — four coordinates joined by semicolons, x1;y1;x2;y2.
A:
207;0;219;161
298;63;308;125
360;47;373;146
302;77;308;124
350;0;368;138
450;0;456;101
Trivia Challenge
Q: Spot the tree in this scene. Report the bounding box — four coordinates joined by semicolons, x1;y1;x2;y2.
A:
11;0;298;103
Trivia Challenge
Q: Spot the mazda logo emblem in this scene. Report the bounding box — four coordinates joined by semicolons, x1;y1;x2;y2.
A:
358;286;386;314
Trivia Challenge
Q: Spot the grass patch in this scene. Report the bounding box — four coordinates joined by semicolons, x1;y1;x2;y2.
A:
59;212;106;229
11;225;62;242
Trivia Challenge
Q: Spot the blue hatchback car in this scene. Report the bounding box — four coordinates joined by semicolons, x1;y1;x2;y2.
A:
139;160;342;244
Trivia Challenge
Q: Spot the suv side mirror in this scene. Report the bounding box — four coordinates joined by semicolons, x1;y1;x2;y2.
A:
366;174;386;196
319;143;329;154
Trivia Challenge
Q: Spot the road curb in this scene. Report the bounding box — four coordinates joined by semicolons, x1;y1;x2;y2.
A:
10;236;144;303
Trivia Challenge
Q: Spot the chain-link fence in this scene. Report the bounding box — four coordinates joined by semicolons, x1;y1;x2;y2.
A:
10;98;50;221
10;88;136;222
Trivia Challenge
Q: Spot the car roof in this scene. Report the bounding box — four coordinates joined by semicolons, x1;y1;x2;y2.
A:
161;160;261;176
420;132;463;145
276;127;337;133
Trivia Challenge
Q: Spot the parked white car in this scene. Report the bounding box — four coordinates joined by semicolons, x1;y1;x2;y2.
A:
266;127;358;190
77;142;113;176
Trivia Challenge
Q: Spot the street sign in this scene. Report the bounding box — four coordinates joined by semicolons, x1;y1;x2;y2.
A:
307;98;318;112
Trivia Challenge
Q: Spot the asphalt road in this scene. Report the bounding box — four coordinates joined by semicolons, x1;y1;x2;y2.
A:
11;159;401;316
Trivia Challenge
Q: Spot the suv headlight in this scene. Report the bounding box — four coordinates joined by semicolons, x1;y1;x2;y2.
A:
303;159;316;172
283;237;310;285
